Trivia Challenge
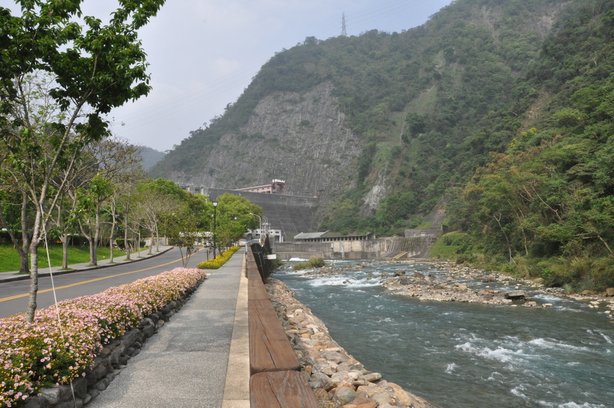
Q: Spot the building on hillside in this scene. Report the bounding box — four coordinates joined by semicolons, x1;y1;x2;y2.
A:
234;179;286;194
293;231;374;243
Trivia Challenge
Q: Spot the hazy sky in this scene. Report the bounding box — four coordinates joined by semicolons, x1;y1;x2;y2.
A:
6;0;454;152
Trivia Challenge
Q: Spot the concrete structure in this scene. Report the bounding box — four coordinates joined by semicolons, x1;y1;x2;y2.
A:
206;188;318;242
294;231;374;243
248;228;284;243
180;181;318;242
274;234;438;260
234;179;286;194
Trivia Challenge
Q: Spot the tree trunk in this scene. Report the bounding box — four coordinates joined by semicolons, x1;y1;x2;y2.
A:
155;224;160;252
109;233;114;263
148;228;153;255
88;238;96;265
20;192;30;274
109;215;115;264
26;209;43;323
124;211;131;260
494;213;515;264
92;209;100;265
27;243;39;323
61;234;69;269
137;230;142;257
19;247;29;274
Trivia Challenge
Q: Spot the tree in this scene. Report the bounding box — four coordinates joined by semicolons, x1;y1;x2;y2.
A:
214;193;261;248
0;0;165;322
76;173;113;265
134;179;183;254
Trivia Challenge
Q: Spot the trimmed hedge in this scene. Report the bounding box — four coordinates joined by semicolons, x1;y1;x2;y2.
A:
0;268;206;407
197;246;240;269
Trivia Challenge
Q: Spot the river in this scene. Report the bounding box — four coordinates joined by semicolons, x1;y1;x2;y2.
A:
276;260;614;408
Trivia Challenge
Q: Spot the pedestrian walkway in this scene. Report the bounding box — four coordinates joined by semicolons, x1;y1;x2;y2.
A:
0;246;173;283
88;253;249;408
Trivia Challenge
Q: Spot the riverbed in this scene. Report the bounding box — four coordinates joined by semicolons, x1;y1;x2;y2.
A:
276;260;614;408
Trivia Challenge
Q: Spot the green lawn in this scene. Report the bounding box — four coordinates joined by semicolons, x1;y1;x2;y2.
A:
0;244;128;273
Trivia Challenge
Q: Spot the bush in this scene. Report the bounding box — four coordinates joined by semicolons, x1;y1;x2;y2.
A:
0;268;206;407
533;257;614;292
292;257;326;271
429;231;473;260
197;246;240;269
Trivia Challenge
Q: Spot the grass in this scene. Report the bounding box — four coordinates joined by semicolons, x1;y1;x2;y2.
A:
0;244;129;273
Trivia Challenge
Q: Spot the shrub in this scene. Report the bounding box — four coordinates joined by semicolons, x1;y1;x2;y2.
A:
429;231;473;259
197;246;240;269
292;257;326;271
0;268;205;407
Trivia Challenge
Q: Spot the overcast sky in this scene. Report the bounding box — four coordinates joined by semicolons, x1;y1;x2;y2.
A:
6;0;454;152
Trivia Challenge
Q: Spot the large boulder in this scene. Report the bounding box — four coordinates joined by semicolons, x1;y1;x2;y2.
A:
504;291;526;300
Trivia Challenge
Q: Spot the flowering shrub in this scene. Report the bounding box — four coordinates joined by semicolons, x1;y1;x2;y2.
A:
0;267;205;407
197;246;240;269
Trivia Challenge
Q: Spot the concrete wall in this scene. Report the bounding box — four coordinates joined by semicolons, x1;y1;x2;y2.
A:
273;236;436;260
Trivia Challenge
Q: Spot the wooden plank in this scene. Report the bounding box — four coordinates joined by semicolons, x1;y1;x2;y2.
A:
249;299;300;374
248;278;269;301
250;371;319;408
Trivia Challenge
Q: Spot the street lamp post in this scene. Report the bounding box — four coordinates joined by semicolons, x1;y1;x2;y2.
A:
212;201;218;258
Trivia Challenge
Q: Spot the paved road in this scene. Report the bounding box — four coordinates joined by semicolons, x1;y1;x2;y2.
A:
88;253;244;408
0;247;211;318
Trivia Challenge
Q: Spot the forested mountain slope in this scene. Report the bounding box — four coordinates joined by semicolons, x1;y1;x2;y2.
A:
152;0;613;287
446;0;614;290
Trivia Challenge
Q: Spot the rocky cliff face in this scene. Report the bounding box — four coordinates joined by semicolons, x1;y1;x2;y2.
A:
178;82;361;200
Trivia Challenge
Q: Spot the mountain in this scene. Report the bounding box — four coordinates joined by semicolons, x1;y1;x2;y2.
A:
137;145;166;171
151;0;613;288
152;0;567;224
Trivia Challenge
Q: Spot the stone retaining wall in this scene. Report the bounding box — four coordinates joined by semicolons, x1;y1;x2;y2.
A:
24;289;198;408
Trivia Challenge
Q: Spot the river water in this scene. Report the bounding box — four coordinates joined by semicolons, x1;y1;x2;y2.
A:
276;261;614;408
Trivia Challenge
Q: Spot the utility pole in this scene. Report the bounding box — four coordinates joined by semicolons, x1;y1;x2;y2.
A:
341;12;347;36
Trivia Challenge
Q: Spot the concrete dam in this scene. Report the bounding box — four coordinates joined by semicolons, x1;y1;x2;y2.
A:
205;188;319;242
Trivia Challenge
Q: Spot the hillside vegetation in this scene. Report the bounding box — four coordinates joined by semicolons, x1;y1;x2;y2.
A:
153;0;614;289
446;0;614;290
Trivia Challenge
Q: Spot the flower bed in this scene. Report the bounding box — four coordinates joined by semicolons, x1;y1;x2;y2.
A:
0;267;206;407
197;246;239;269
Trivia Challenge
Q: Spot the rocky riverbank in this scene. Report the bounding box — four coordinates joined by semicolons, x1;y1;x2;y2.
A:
293;260;614;318
267;279;436;408
383;261;544;307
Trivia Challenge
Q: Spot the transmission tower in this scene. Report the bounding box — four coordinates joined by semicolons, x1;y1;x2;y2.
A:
341;12;347;36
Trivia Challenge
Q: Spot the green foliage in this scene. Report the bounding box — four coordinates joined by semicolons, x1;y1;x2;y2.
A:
446;0;614;291
197;246;239;269
214;193;262;247
150;0;612;291
429;232;474;260
292;257;326;271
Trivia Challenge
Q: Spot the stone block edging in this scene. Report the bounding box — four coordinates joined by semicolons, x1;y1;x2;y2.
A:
23;286;200;408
